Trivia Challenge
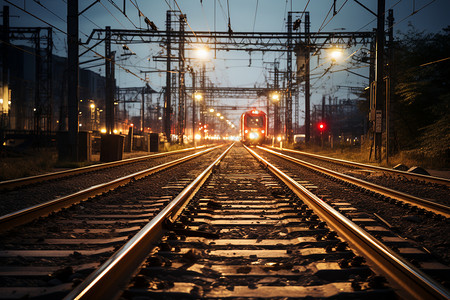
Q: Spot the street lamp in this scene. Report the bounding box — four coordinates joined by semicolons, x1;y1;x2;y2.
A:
329;47;344;62
271;92;280;101
195;46;210;60
271;92;281;138
193;93;203;143
195;93;203;101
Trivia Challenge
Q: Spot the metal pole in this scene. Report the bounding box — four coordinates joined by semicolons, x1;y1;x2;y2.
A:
1;6;9;130
304;12;311;144
67;0;79;161
141;88;144;132
286;12;293;143
191;70;196;141
105;26;114;134
386;9;394;164
178;15;185;144
201;63;205;140
375;0;385;162
164;11;172;142
274;63;279;138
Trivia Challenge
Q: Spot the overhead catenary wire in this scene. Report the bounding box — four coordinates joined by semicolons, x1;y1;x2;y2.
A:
5;0;148;83
252;0;259;33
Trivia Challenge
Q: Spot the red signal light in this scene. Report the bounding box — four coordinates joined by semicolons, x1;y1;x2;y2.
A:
318;122;325;131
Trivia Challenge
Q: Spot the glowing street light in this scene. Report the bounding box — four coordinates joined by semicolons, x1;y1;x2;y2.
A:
195;93;203;100
329;48;344;62
195;46;210;60
271;92;280;101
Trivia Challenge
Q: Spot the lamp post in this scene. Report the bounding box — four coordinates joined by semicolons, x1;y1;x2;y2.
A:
271;92;280;139
194;93;202;142
194;46;210;142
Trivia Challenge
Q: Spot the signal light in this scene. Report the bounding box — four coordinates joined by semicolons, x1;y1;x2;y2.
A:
318;122;326;131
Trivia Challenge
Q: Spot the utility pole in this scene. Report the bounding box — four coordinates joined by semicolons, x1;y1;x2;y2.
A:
178;14;185;144
140;87;145;132
286;12;293;143
304;12;311;144
67;0;79;161
201;63;206;140
1;6;9;129
190;69;196;141
386;9;394;164
274;63;279;138
164;11;172;142
105;26;115;134
374;0;385;162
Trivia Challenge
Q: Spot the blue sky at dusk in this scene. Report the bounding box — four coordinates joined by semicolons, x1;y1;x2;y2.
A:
3;0;449;124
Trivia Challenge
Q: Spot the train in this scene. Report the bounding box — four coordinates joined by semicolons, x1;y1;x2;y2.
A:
240;109;267;145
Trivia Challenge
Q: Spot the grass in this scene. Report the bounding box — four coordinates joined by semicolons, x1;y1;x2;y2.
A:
0;148;58;181
288;142;449;170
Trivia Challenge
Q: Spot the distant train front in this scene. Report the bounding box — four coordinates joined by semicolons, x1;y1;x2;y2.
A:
240;109;267;145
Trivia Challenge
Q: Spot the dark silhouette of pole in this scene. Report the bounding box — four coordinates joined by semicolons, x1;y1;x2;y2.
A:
164;11;172;142
274;63;279;138
1;6;9;129
304;12;311;144
105;26;115;134
178;15;185;143
286;12;293;143
386;9;394;164
374;0;385;161
190;69;196;141
67;0;79;161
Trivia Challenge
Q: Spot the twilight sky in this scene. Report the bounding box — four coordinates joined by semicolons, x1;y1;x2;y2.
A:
3;0;450;125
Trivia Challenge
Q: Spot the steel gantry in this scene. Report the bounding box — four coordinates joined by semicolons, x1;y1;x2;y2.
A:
3;20;53;132
83;10;375;143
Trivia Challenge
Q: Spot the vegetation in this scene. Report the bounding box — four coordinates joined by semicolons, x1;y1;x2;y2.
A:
0;148;58;181
391;25;450;168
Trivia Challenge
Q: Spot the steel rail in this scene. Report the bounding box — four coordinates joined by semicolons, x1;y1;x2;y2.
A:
0;145;223;233
64;143;234;300
0;145;212;191
266;146;450;187
245;145;450;300
260;146;450;218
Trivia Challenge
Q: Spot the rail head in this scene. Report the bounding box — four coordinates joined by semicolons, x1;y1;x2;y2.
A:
0;145;223;233
63;143;234;300
245;145;450;300
0;144;216;191
265;145;450;187
259;146;450;218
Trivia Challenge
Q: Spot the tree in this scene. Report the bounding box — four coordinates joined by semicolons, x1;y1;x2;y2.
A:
391;25;450;165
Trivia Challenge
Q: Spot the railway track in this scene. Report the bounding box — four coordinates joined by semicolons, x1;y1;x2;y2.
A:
0;145;213;192
0;145;219;217
265;146;450;187
0;143;448;299
0;145;226;299
258;146;450;218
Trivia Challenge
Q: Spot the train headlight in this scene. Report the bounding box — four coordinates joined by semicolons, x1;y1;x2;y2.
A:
249;132;259;140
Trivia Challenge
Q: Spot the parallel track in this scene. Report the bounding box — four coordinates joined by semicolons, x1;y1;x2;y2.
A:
59;143;449;299
259;146;450;218
0;145;221;232
247;145;449;300
266;146;450;187
0;145;212;191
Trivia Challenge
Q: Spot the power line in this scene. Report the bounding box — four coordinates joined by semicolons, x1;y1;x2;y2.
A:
5;0;66;34
252;0;259;32
4;0;148;82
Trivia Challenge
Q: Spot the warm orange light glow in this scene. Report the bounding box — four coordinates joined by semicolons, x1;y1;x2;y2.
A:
195;46;210;60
